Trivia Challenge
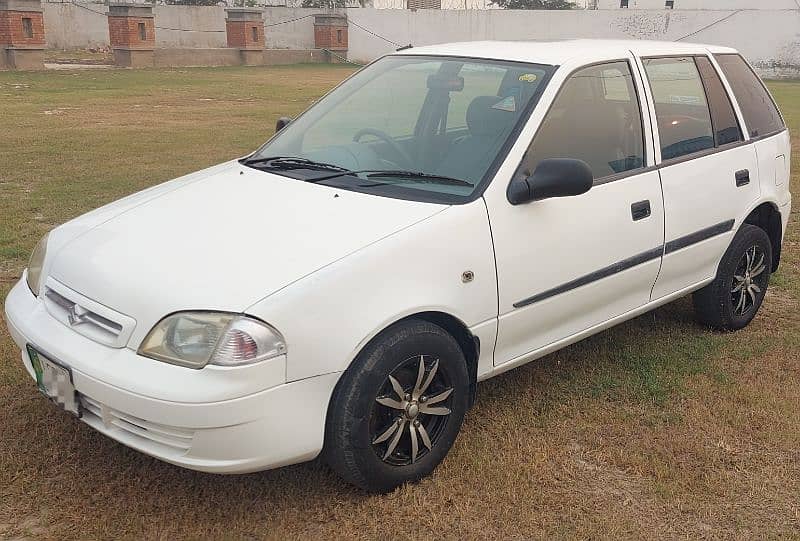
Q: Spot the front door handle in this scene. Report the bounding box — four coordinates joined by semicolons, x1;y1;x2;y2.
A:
735;169;750;187
631;200;651;221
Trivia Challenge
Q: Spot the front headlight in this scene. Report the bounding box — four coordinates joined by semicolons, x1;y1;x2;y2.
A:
26;232;50;297
138;311;286;369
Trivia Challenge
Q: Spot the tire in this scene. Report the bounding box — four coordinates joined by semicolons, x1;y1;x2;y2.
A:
324;319;470;493
693;223;772;331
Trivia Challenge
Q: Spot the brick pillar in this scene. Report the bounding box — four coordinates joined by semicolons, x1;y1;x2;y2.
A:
225;8;264;66
0;0;45;70
107;3;155;68
314;14;347;64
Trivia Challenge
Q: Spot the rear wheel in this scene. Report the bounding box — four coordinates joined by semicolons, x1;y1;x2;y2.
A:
325;319;469;493
693;224;772;331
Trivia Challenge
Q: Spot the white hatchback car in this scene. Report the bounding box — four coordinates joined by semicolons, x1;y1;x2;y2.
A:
5;40;791;492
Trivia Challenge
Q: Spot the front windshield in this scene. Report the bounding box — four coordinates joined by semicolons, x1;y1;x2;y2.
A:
248;55;553;203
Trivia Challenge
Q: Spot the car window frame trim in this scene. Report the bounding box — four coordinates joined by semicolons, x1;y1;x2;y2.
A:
713;52;788;137
501;53;788;191
506;57;651;193
694;55;744;147
640;54;718;163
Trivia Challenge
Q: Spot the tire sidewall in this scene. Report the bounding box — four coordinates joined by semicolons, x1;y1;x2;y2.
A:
328;320;469;492
718;225;772;330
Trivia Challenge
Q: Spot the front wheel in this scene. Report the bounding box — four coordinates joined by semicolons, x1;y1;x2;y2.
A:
325;319;469;493
693;223;772;331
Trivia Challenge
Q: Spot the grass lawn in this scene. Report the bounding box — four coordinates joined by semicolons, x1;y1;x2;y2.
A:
0;66;798;540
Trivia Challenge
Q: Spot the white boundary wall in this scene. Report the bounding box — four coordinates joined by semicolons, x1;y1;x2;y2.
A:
43;4;800;77
346;8;800;77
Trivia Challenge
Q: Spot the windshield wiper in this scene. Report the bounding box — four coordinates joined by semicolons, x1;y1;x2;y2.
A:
243;159;473;189
364;170;473;187
304;169;473;187
241;156;353;174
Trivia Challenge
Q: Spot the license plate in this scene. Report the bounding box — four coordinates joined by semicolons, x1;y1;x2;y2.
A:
27;345;81;417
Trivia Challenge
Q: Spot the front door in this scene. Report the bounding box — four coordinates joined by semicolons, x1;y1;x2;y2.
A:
485;58;665;366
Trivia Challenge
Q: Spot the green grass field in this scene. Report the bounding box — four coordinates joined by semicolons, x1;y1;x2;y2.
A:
0;66;798;539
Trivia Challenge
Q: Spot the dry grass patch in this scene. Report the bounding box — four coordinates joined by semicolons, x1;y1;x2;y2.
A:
0;67;798;540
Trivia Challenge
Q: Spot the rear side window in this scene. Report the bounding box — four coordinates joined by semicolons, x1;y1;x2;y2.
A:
643;56;714;161
519;61;645;180
714;53;784;138
695;56;742;146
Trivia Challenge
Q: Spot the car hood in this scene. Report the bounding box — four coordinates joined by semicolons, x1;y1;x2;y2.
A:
49;161;445;335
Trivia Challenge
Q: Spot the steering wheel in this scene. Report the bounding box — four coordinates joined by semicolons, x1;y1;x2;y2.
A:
352;128;413;169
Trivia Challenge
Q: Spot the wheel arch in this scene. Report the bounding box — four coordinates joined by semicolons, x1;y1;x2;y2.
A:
410;311;480;408
741;200;783;271
321;310;481;466
332;310;480;412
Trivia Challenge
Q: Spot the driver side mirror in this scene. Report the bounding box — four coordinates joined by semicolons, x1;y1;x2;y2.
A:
275;116;292;133
507;158;593;205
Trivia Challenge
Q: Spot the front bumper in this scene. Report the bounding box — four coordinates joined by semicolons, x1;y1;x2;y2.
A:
4;278;340;473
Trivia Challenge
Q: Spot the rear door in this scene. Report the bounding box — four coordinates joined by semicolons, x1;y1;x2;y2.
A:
640;55;761;300
714;53;791;213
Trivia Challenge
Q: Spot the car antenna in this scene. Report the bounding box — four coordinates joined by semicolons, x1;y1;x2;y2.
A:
396;44;413;51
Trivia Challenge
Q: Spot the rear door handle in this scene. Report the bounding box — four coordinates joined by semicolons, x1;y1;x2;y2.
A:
735;169;750;187
631;200;651;221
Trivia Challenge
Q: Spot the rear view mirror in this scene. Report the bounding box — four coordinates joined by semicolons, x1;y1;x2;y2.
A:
507;158;593;205
275;116;292;133
427;74;464;92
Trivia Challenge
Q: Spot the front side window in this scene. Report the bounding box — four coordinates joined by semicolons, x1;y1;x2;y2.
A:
714;53;785;138
644;56;714;161
517;61;645;180
249;55;552;204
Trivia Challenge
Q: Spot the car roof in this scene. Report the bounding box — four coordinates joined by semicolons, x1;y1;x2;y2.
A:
392;39;738;66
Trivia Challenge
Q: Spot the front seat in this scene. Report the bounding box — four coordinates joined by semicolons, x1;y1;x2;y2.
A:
436;95;518;184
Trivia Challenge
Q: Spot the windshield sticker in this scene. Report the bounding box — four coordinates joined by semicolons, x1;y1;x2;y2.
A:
667;94;704;105
492;95;516;112
519;73;538;83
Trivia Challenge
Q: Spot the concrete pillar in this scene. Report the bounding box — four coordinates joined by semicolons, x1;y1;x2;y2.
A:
107;3;155;68
313;14;347;63
0;0;45;70
225;8;264;66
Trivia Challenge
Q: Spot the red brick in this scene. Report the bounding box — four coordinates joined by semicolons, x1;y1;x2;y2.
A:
0;10;45;47
226;20;264;50
108;16;154;49
314;23;347;50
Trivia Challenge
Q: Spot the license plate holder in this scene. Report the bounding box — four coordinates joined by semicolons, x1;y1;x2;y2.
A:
27;345;81;417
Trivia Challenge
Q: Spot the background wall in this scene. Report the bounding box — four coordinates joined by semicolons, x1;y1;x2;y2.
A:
592;0;800;9
43;2;108;49
346;7;800;77
42;4;317;50
42;4;800;77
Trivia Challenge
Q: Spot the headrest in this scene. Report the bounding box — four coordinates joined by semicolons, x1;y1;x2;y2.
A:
466;95;516;137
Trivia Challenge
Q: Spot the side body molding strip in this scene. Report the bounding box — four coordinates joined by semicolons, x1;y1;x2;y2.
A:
513;247;663;309
512;219;735;310
664;219;735;255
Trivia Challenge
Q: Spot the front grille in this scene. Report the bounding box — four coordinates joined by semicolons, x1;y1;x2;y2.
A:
81;395;194;454
42;278;135;348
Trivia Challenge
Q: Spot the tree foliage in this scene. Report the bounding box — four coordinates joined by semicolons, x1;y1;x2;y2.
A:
301;0;347;7
490;0;574;9
164;0;220;5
